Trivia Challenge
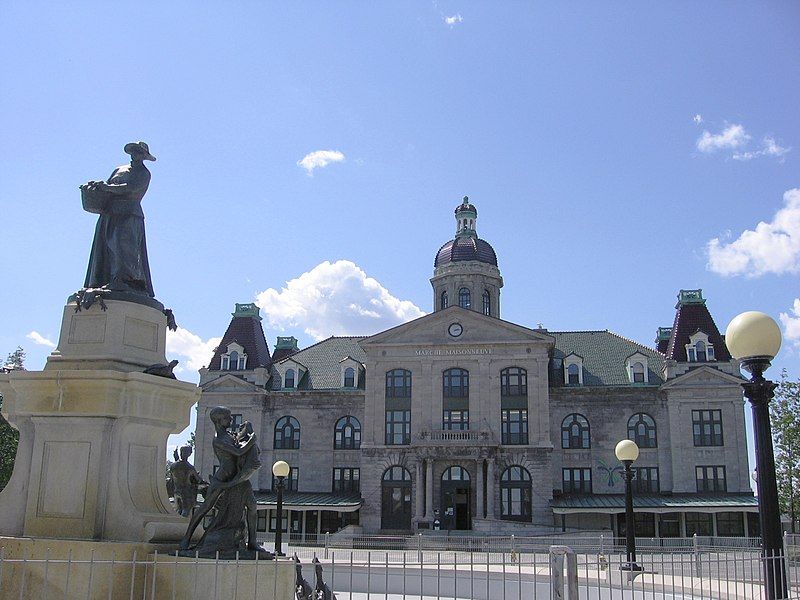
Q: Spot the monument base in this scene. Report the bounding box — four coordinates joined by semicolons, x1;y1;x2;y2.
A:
0;537;296;600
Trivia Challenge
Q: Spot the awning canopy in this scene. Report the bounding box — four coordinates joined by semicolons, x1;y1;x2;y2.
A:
551;493;759;515
253;491;362;513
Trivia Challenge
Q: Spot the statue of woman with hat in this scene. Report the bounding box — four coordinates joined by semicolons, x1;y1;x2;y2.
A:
80;141;157;297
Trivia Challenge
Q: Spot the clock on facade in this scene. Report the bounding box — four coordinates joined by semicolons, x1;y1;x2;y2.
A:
448;322;463;337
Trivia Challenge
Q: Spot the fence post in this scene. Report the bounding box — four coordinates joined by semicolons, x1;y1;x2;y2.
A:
784;531;789;563
693;533;701;577
324;532;330;560
417;533;423;564
549;545;578;600
599;534;604;555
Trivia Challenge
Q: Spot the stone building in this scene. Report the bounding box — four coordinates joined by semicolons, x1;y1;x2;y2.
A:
194;197;757;539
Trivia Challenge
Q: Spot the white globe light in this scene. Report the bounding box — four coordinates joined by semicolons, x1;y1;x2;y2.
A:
615;439;640;463
725;311;782;360
272;460;290;478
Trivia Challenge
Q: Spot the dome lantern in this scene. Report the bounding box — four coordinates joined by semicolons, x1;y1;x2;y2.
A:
455;196;478;238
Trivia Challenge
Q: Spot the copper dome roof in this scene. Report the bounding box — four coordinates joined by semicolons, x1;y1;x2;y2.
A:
434;237;498;267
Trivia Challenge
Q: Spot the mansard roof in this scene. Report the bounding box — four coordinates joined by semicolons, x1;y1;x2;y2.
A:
666;290;731;362
271;336;366;390
208;307;272;371
550;330;665;387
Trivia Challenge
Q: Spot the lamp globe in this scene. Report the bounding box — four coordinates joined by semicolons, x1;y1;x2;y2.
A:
725;311;782;361
272;460;290;478
615;439;640;463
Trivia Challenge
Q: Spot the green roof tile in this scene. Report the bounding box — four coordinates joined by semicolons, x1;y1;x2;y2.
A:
551;493;757;511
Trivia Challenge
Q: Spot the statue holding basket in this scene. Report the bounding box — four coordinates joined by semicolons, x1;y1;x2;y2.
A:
80;142;156;297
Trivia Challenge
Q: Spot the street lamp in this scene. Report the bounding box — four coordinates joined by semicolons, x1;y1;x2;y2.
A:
272;460;290;557
726;311;788;600
615;439;642;571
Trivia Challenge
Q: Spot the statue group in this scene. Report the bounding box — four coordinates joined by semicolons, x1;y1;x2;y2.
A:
178;406;272;559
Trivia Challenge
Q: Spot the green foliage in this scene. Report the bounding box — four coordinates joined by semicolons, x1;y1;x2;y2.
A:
771;370;800;533
0;347;24;491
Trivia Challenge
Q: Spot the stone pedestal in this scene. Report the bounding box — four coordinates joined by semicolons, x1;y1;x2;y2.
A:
0;299;200;543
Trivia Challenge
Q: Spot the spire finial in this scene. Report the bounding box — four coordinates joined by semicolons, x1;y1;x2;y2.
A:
462;196;469;205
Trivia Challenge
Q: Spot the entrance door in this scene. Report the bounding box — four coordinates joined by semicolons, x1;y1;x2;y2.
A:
441;466;472;530
381;466;412;530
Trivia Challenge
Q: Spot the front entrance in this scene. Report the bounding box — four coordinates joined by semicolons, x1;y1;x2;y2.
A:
440;466;472;530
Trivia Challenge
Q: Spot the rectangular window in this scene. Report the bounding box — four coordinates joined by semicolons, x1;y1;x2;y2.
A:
501;409;529;445
332;468;360;493
442;409;469;430
692;410;724;446
272;467;299;492
696;465;726;492
256;510;267;532
231;413;243;429
658;513;681;538
632;467;660;493
685;512;713;536
385;410;411;445
716;511;745;536
562;468;592;494
269;510;301;534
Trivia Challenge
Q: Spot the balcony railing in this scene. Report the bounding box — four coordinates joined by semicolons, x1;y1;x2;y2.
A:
417;430;498;445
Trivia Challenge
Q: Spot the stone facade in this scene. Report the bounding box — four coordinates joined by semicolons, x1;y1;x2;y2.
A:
194;200;757;538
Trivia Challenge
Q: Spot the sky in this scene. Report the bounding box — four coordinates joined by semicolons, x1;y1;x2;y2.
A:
1;3;798;468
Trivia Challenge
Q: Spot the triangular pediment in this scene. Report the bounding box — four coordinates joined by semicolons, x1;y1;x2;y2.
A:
660;365;743;390
360;306;554;347
201;372;264;393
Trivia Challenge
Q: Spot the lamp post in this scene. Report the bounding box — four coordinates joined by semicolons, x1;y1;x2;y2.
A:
726;311;788;600
615;439;642;571
272;460;290;557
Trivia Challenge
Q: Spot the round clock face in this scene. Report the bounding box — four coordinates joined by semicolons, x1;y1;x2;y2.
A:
448;322;463;337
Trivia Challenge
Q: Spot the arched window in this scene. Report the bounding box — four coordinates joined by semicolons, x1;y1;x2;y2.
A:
441;291;448;310
567;363;580;385
458;287;471;309
274;416;300;449
482;290;491;316
501;367;527;396
334;415;361;449
284;368;295;388
501;466;532;521
381;466;412;530
441;466;470;481
695;341;707;362
343;367;355;388
228;351;239;371
443;368;469;397
627;413;657;448
631;362;645;383
561;414;590;449
385;369;412;398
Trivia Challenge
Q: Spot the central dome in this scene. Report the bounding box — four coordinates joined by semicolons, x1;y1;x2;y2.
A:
434;236;498;267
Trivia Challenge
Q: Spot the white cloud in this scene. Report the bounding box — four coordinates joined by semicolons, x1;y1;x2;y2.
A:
693;114;703;124
696;124;750;153
733;136;791;161
780;299;800;346
166;327;222;376
255;260;425;341
707;188;800;276
444;14;463;26
297;150;345;175
26;331;55;348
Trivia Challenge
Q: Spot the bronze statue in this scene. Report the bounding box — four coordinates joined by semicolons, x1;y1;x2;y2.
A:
80;142;156;297
168;445;205;517
179;406;272;559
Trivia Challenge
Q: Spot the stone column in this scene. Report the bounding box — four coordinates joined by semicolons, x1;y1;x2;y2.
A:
486;458;495;519
476;458;484;519
415;461;424;518
425;458;434;518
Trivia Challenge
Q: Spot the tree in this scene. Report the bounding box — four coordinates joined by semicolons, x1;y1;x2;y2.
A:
771;369;800;533
0;347;24;491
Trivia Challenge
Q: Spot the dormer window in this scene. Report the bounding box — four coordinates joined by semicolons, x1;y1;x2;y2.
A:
284;368;295;388
626;352;649;384
686;332;715;362
344;367;355;388
563;354;584;386
220;343;247;371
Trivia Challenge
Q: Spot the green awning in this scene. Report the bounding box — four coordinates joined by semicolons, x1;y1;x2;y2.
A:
551;493;758;514
253;491;361;512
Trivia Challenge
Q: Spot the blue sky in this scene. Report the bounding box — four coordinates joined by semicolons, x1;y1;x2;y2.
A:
1;3;798;464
